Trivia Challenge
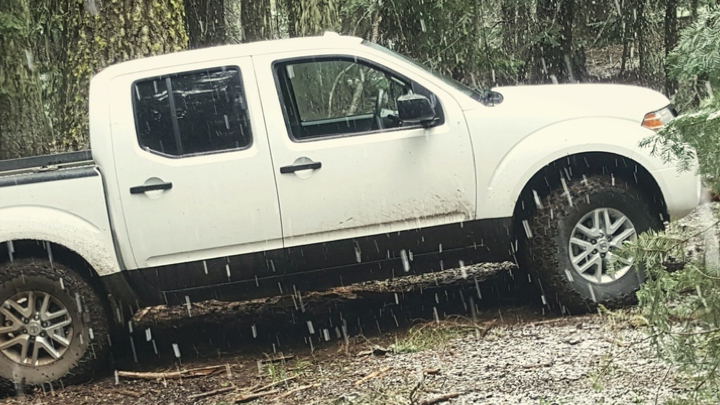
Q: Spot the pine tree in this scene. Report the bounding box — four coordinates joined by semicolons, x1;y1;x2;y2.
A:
630;8;720;403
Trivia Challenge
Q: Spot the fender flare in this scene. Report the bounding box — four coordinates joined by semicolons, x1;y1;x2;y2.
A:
0;206;120;277
483;117;672;219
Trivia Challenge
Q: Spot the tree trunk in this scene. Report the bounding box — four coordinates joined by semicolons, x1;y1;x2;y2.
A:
620;8;631;76
282;0;298;37
664;0;678;94
532;0;581;83
500;0;531;83
501;1;516;51
185;0;226;48
58;0;188;150
0;0;54;159
635;0;647;83
240;0;271;42
281;0;338;38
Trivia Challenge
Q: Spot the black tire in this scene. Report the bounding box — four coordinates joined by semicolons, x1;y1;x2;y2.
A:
521;175;662;313
0;258;109;390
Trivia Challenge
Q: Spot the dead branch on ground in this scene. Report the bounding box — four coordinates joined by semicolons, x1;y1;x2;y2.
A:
188;385;236;401
117;365;225;380
354;366;390;386
274;383;321;400
235;389;279;403
419;392;460;404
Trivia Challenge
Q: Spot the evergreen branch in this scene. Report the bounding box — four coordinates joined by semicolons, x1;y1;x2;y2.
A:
671;220;720;249
630;220;720;258
673;327;720;337
692;266;720;281
694;355;720;395
654;363;674;405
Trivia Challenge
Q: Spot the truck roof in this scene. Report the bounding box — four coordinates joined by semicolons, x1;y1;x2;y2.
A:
94;33;364;79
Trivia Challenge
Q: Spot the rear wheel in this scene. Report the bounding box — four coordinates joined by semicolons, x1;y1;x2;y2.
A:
521;175;662;313
0;258;109;390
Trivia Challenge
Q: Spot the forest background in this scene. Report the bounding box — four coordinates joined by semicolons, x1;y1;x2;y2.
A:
0;0;714;159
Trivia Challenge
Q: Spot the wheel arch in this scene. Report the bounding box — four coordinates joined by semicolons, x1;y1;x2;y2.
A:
480;117;675;222
0;206;135;323
0;206;121;277
512;152;669;231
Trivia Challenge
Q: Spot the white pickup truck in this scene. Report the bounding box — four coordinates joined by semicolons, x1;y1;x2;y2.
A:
0;32;700;387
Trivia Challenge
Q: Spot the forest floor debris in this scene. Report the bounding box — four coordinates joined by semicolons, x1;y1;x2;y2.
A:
0;306;690;405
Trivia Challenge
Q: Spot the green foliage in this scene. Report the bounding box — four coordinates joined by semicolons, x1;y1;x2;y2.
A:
628;226;720;404
283;0;339;37
643;101;720;194
667;9;720;110
0;11;25;37
641;5;720;195
340;0;523;87
668;11;720;83
631;8;720;404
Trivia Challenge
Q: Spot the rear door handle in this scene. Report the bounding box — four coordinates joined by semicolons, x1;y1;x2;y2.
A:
130;182;173;194
280;162;322;174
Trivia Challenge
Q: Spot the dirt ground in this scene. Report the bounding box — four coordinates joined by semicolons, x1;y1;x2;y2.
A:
0;262;688;405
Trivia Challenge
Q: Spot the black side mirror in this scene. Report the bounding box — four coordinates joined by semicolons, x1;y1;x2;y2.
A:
486;90;504;106
397;94;438;127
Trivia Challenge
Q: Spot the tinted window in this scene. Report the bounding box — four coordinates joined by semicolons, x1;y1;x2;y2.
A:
133;67;251;157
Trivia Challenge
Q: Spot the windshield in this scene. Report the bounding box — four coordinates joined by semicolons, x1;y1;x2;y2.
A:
362;41;479;99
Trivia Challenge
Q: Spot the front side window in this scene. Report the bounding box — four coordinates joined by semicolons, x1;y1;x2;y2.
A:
133;67;252;157
275;57;440;141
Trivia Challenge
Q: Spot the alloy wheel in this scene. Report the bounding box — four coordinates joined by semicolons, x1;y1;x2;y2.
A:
0;291;74;366
568;207;637;284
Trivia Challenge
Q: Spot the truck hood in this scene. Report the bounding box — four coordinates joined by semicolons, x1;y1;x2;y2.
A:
489;83;669;123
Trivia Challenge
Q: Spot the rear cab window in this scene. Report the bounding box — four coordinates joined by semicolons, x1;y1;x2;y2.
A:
132;66;252;157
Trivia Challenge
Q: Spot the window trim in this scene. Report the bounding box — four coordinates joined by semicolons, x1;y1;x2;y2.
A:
131;65;254;159
272;55;444;143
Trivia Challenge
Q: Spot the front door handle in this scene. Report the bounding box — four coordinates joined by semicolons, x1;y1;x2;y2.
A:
280;161;322;174
130;182;173;194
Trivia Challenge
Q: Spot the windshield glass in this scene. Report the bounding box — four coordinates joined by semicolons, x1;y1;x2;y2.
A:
362;41;478;99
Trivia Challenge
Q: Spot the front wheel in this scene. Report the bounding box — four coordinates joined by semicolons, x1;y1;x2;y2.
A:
0;258;109;389
522;175;662;313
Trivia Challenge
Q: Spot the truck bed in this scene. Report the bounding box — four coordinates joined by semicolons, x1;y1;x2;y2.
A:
0;150;93;176
0;150;94;188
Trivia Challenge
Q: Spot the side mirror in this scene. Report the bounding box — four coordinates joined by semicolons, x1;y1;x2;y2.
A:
486;90;504;106
397;94;438;127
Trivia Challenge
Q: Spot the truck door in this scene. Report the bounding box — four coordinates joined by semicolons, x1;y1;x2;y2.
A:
253;51;477;273
108;58;283;272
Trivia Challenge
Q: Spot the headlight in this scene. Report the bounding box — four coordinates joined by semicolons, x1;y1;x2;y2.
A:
641;106;676;131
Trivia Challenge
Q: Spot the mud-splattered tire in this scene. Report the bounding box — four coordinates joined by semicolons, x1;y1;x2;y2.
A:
522;175;662;313
0;258;109;391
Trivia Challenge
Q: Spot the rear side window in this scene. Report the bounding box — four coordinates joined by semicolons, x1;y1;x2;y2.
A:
132;67;251;157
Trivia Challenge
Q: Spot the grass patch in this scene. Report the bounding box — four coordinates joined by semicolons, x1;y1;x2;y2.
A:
260;355;313;382
390;320;467;354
